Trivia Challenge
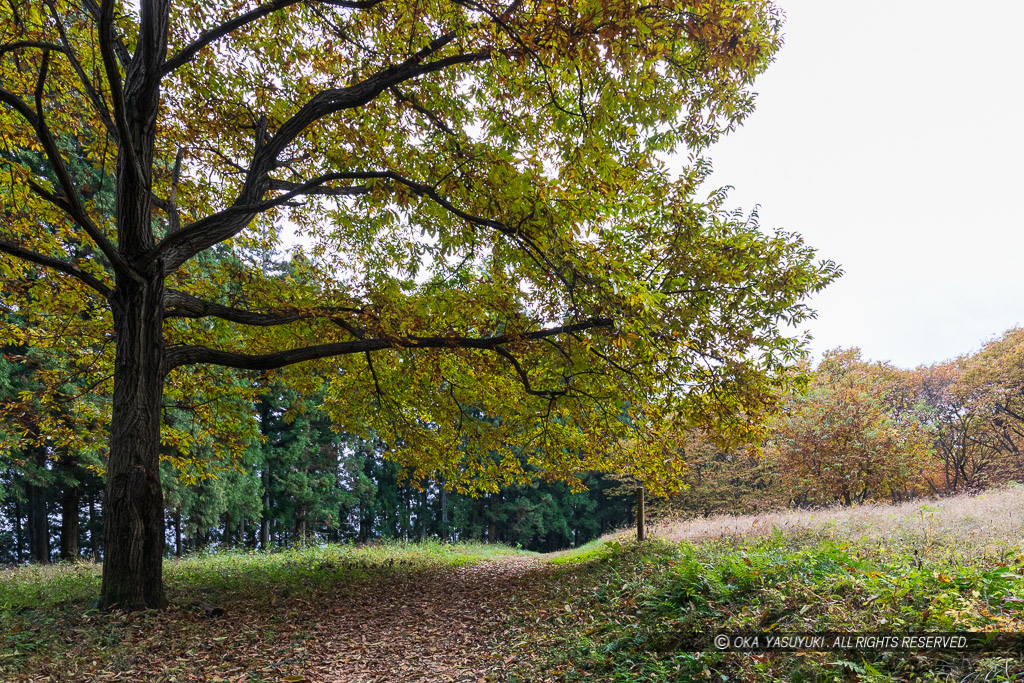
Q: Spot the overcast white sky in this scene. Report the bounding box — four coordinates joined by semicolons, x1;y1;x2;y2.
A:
703;0;1024;369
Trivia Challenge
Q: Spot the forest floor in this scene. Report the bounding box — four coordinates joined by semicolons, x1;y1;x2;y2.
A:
4;487;1024;682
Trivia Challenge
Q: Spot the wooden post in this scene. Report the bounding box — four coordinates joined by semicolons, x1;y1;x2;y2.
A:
636;486;646;542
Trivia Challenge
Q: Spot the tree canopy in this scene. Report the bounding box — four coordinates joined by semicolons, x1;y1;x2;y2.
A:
1;0;837;609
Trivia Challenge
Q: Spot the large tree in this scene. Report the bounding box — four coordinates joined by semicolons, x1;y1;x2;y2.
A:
0;0;837;610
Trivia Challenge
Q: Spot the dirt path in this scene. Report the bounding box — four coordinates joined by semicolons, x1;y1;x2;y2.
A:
3;555;554;683
285;556;546;682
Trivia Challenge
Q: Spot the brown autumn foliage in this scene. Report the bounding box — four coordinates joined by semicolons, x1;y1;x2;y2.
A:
660;334;1024;517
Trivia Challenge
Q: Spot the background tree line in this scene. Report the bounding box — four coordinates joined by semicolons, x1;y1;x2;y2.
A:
656;335;1024;518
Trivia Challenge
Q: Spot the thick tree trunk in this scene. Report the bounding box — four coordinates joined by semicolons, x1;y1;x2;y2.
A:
95;0;170;609
100;275;167;610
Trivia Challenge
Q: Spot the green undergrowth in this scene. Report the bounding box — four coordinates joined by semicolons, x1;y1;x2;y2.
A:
0;540;530;674
505;534;1024;682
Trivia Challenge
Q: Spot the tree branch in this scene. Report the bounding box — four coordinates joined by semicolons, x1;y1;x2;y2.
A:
164;147;185;234
268;177;371;197
152;38;487;272
152;168;559;283
80;0;132;67
161;0;387;75
492;346;567;398
42;0;118;138
154;16;508;274
164;317;612;372
0;239;112;297
0;40;67;56
95;0;142;184
162;0;301;75
163;289;361;326
28;51;133;278
0;86;38;126
390;85;457;137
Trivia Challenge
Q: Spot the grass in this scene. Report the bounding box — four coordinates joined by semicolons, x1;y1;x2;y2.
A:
643;485;1024;558
504;536;1024;681
502;487;1024;682
0;540;528;614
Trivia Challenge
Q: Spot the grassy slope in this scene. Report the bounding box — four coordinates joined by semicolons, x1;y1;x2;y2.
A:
505;487;1024;682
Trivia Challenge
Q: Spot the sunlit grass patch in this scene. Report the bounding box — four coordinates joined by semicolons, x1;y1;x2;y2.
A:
0;561;102;613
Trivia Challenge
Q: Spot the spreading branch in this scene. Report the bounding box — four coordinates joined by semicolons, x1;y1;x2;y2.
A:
164;317;612;372
80;0;132;67
0;239;112;297
95;0;143;185
151;168;560;284
20;52;133;279
161;0;387;75
0;40;67;57
42;0;118;138
492;346;568;398
163;289;361;326
152;35;490;273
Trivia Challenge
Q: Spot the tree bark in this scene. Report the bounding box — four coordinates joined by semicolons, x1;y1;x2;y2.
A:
88;492;101;561
13;498;23;564
100;275;168;610
261;466;272;550
60;481;81;561
27;477;49;564
419;487;428;541
636;486;646;542
439;484;448;541
174;510;182;558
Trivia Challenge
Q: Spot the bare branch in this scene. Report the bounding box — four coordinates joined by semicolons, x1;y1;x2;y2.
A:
0;239;112;296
